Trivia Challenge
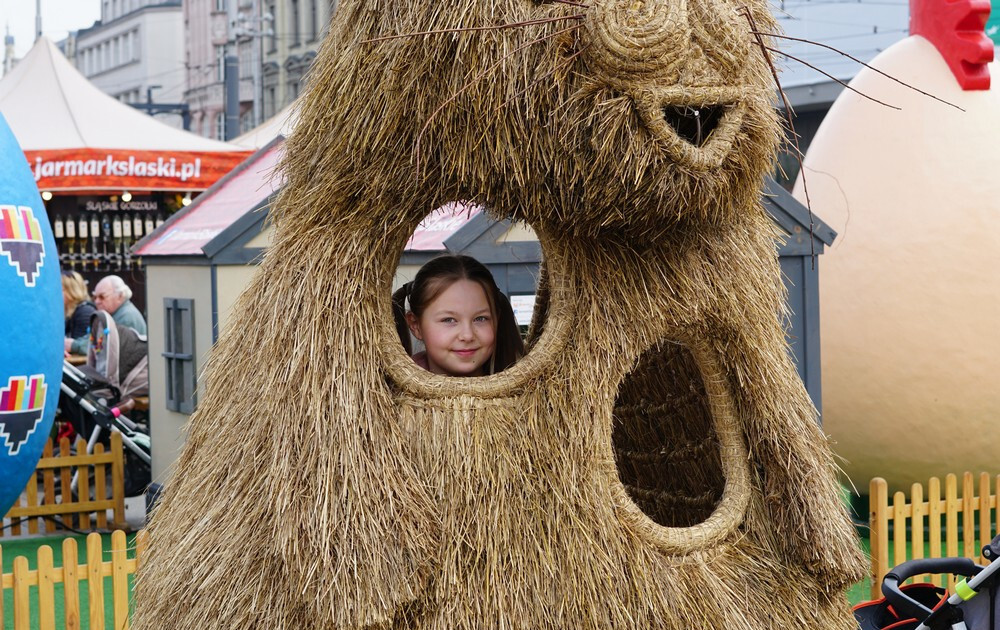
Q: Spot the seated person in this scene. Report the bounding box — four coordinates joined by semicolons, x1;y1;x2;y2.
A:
392;255;523;377
66;275;147;355
62;271;96;353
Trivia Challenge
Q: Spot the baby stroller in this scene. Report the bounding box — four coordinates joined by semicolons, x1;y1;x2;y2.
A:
855;535;1000;630
59;311;151;496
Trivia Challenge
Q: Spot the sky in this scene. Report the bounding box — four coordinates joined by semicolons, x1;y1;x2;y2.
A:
0;0;100;58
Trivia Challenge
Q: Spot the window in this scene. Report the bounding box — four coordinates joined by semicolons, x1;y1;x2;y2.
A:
163;298;196;414
291;0;301;45
216;45;226;82
215;0;226;11
265;86;276;118
309;0;318;41
267;4;276;52
215;111;226;141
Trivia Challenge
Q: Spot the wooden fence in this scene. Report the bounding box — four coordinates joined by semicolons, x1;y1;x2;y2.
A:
2;434;126;537
0;529;145;630
869;472;1000;598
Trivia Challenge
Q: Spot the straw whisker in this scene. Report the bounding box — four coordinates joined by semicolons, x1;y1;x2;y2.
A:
752;31;964;111
740;7;817;263
763;46;901;111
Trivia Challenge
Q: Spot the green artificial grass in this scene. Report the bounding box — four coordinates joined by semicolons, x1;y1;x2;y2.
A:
1;531;137;630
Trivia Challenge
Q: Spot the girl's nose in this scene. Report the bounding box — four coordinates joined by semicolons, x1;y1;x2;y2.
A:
458;323;475;340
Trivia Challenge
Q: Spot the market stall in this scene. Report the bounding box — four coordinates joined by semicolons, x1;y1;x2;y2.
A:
0;37;250;312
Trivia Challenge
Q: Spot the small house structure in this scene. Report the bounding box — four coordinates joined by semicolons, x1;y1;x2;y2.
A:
132;138;282;480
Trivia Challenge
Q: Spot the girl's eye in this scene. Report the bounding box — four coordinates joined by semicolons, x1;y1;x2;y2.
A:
475;315;491;323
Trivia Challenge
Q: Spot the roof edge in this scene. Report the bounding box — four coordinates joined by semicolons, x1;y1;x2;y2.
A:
132;135;285;254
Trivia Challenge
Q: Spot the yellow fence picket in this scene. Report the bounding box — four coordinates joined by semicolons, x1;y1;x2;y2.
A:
963;473;975;560
911;482;925;582
928;476;942;585
37;545;55;630
12;556;29;630
893;491;907;568
94;443;109;530
25;469;39;536
78;464;92;531
869;478;889;598
112;530;130;630
87;533;106;630
59;437;74;529
111;433;126;529
63;537;81;630
41;440;56;534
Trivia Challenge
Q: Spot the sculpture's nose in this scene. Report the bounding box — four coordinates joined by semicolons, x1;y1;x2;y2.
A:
583;0;691;85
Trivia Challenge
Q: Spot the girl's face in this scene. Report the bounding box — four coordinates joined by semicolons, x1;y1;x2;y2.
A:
407;279;497;377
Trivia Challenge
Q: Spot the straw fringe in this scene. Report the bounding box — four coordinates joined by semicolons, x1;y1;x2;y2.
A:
132;0;864;626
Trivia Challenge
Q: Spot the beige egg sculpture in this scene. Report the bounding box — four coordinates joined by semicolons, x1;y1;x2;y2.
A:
794;27;999;490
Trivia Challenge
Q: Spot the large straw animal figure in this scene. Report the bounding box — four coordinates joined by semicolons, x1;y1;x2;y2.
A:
133;0;865;627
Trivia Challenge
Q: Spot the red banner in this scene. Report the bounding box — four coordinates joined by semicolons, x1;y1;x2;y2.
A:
25;148;252;192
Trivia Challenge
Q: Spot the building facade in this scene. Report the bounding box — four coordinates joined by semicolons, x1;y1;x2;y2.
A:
74;0;187;129
183;0;260;140
183;0;336;139
261;0;336;120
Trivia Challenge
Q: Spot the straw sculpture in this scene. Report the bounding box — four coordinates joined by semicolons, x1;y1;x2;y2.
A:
133;0;865;626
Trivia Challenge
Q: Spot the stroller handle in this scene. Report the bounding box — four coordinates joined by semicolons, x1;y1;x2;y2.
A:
882;557;982;621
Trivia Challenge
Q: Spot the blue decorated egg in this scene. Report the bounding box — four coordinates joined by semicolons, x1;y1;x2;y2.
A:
0;113;63;517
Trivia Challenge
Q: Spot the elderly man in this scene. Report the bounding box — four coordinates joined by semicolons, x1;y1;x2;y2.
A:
65;275;147;355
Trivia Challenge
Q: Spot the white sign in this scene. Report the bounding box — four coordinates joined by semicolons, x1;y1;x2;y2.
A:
509;294;536;327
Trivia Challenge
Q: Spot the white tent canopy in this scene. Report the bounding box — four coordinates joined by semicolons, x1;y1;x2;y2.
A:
0;38;249;192
232;102;299;149
0;37;238;152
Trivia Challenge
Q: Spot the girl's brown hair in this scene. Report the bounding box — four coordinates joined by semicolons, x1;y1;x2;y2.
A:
392;255;524;374
61;270;89;319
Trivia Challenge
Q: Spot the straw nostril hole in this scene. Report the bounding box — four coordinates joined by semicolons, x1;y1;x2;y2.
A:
661;105;727;147
612;339;725;527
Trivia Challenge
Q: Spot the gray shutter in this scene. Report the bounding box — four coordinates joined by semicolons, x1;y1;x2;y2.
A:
163;298;197;414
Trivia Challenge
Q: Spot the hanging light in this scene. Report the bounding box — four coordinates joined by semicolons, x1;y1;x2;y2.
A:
181;192;192;207
121;191;133;202
41;191;53;201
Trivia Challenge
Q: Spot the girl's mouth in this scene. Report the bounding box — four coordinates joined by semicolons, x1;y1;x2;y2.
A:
453;349;478;358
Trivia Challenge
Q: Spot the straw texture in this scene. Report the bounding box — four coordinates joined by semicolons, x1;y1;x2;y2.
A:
132;0;865;627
